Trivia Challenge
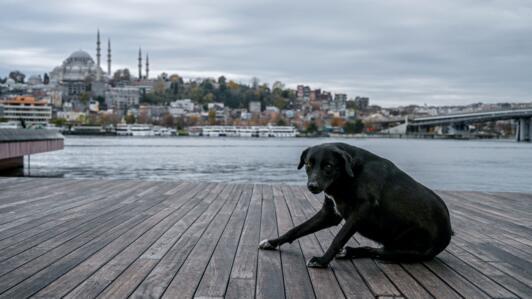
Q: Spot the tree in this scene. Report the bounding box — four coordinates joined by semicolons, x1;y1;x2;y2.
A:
153;79;166;95
331;117;345;127
138;111;150;124
161;113;175;128
306;121;319;134
343;120;364;134
79;92;90;105
124;114;136;124
113;69;131;82
43;73;50;85
208;110;216;125
51;118;67;127
272;81;285;91
276;118;287;126
9;70;25;83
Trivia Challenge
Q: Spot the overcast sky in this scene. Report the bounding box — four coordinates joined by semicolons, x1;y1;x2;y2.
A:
1;0;531;107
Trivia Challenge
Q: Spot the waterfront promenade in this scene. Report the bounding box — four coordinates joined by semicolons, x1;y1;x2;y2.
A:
0;178;530;298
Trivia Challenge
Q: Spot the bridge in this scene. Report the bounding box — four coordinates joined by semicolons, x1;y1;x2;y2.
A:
381;109;532;141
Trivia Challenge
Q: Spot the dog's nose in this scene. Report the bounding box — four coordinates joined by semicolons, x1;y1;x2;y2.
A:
307;182;320;193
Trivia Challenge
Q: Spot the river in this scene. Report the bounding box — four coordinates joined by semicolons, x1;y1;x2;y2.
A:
18;136;532;192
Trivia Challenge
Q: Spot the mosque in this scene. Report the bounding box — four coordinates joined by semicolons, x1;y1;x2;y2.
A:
49;30;149;104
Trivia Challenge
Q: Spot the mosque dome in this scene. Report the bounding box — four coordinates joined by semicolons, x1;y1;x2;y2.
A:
49;49;103;82
69;50;92;59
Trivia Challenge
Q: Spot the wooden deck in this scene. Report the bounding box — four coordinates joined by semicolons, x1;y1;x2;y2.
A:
0;178;530;299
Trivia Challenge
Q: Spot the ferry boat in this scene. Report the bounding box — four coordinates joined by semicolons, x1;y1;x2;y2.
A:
115;124;154;136
190;125;297;137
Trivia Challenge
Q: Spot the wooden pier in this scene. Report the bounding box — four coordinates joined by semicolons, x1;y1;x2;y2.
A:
0;129;64;171
0;178;530;298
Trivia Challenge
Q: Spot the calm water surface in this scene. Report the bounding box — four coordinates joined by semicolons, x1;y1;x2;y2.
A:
23;136;532;192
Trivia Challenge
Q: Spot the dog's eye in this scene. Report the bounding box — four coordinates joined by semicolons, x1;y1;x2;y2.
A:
324;164;333;170
306;162;312;168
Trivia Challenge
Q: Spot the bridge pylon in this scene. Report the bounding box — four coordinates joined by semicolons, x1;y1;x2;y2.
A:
516;118;532;142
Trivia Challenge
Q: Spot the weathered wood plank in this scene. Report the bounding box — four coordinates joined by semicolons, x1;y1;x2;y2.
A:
161;184;244;298
225;184;263;299
272;185;316;299
193;184;252;298
0;182;178;298
34;182;206;298
128;183;236;299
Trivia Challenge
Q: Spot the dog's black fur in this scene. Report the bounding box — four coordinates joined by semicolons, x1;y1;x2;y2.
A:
259;142;453;268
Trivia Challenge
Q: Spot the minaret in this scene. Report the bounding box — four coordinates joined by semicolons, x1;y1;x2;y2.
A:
96;29;101;81
145;53;149;80
107;38;111;76
138;48;142;80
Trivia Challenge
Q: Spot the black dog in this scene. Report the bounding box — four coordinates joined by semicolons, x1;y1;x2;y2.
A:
259;142;453;268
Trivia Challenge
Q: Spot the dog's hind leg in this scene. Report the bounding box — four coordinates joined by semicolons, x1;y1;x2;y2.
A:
336;246;432;262
259;196;342;250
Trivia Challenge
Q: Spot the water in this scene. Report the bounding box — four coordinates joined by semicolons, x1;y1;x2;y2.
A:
20;136;532;192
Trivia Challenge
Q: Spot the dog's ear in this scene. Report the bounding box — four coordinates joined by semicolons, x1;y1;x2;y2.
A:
334;149;356;178
297;147;310;169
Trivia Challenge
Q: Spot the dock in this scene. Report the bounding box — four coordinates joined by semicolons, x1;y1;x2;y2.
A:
0;178;530;298
0;129;64;171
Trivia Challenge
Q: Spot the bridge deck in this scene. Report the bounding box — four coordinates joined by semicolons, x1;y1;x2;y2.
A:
0;178;530;298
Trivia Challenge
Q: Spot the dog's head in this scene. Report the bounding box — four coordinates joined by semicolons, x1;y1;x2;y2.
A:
298;144;358;194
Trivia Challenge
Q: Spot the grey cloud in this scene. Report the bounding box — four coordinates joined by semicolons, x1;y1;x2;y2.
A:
1;0;531;106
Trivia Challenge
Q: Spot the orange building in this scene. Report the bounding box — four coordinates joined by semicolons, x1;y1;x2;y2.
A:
0;96;52;126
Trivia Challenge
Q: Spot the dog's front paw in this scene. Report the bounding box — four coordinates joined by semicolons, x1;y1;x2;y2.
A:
306;256;329;268
258;239;277;250
335;248;349;259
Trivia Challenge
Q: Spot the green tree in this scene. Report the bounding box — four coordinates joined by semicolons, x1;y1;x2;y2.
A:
124;114;136;124
79;92;90;105
51;118;67;127
343;120;364;134
208;110;216;125
306;121;319;134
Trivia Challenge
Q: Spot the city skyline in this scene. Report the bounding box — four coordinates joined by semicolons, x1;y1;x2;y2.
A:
1;0;531;107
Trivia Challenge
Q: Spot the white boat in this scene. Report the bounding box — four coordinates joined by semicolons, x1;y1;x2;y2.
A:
116;124;132;136
129;124;153;136
268;125;298;137
195;125;297;137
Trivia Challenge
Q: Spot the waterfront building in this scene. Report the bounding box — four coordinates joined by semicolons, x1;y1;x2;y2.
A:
354;96;370;110
0;96;52;126
169;99;195;117
249;101;261;113
56;111;87;122
105;87;140;111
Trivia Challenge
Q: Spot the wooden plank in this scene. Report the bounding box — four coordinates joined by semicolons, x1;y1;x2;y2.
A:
82;183;221;299
33;182;208;298
423;257;490;298
402;263;461;299
272;185;316;299
128;183;236;299
255;185;285;299
0;181;156;262
193;184;253;298
437;251;517;298
160;184;244;298
0;182;178;298
446;243;532;298
225;184;263;299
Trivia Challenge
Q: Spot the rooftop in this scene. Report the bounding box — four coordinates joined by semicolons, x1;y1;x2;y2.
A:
0;178;529;298
0;96;48;106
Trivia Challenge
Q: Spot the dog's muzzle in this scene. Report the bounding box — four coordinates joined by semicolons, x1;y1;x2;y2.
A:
307;182;322;194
